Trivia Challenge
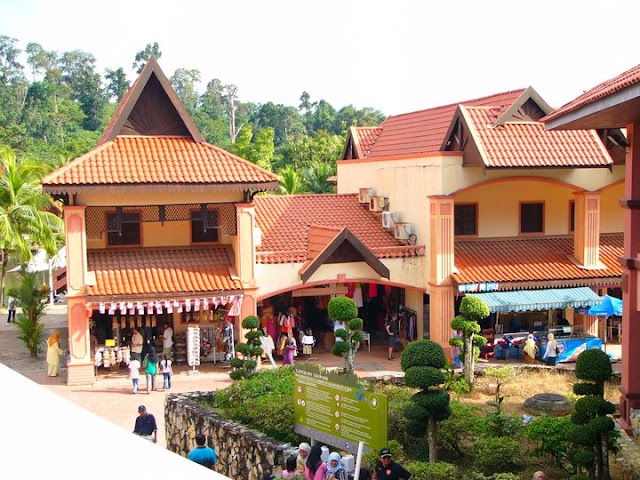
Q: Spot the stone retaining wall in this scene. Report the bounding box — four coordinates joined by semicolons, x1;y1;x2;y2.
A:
165;391;297;480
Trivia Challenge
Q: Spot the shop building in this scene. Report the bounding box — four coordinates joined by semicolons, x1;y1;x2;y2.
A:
337;86;625;347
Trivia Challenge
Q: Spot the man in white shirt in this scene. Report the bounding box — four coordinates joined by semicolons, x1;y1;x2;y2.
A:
131;328;144;361
161;324;174;359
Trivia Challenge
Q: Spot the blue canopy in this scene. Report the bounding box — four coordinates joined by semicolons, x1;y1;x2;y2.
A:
586;295;623;317
465;287;602;313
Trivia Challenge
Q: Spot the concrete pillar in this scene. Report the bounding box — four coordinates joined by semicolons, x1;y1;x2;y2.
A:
234;202;257;288
573;191;601;268
63;206;95;385
618;122;640;432
428;282;455;348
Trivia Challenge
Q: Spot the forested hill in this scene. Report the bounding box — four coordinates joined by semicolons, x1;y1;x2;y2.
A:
0;38;386;193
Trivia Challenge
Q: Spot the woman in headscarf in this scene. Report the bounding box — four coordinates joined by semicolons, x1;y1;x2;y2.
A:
46;331;64;377
144;346;159;393
296;442;311;474
522;334;538;364
304;444;327;480
543;332;559;366
326;452;347;480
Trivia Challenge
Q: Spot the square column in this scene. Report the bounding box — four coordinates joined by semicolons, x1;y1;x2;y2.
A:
618;122;640;432
234;202;257;288
573;191;601;268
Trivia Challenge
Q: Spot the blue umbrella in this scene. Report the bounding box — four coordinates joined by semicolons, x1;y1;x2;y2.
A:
586;295;623;317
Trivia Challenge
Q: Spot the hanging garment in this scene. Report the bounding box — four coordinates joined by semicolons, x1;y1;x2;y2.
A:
353;284;363;308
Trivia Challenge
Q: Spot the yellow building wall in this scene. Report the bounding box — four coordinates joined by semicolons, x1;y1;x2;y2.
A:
600;182;624;233
76;190;243;206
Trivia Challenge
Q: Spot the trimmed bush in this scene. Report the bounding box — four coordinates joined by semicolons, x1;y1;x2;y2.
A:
405;461;457;480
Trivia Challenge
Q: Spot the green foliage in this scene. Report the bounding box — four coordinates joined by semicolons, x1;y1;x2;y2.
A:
438;401;483;458
574;349;612;386
482;366;516;416
8;268;50;357
443;362;471;399
523;415;575;472
327;296;358;322
327;296;362;373
481;412;523;438
459;296;491;321
405;365;446;389
229;315;264;380
401;340;446;371
573;383;602;396
405;461;457;480
472;436;522;472
488;474;520;480
450;315;468;332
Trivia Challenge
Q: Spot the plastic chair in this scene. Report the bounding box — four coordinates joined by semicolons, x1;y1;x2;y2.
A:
361;332;371;351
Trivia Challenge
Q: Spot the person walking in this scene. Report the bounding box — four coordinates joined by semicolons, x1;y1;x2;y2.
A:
144;346;159;393
187;433;218;469
133;404;157;443
543;332;559;366
385;315;400;361
6;295;17;324
373;448;411;480
160;354;173;390
128;356;141;394
304;444;327;480
46;331;64;377
523;334;538;364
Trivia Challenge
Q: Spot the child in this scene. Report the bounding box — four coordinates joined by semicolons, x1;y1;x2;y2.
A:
281;455;298;478
160;354;173;390
128;356;141;394
301;328;315;356
282;337;297;366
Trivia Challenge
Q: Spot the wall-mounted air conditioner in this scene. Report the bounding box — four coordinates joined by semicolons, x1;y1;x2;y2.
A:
382;211;400;229
370;196;388;212
394;222;412;240
358;187;375;204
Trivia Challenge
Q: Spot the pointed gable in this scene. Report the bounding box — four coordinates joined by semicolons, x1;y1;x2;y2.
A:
442;87;614;169
42;57;279;193
99;56;204;144
299;226;390;283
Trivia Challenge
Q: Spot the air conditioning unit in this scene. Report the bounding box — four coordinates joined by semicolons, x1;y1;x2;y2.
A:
370;196;388;212
394;222;412;240
358;187;375;204
382;211;400;229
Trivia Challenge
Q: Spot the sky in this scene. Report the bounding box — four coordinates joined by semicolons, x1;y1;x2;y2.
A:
1;0;639;117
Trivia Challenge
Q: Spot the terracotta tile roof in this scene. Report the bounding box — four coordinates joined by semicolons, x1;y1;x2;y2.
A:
308;225;342;259
543;64;640;123
86;246;241;298
453;234;623;287
351;127;383;157
254;194;423;264
463;106;612;168
42;136;279;189
360;89;525;158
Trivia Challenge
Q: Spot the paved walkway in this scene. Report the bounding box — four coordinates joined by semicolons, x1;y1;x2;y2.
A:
0;302;622;449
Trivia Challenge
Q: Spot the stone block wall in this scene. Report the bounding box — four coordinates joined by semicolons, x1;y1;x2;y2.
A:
165;391;297;480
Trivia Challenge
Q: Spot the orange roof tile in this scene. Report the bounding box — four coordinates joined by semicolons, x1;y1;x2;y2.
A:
453;234;623;288
463;106;612;168
361;89;525;158
543;64;640;123
351;127;383;158
42;136;279;191
254;194;423;264
86;246;241;298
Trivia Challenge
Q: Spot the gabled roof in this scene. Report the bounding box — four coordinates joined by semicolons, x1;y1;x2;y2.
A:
42;56;279;193
86;246;242;299
456;105;613;168
452;234;623;290
299;226;390;283
98;55;204;145
254;194;424;264
543;63;640;129
346;89;525;159
42;136;280;193
343;126;383;159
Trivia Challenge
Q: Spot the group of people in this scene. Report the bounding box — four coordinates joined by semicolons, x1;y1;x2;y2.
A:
522;332;560;366
127;323;174;394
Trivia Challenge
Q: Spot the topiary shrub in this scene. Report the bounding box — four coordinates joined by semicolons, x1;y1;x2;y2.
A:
567;348;618;480
438;401;483;458
523;415;575;474
449;296;490;384
229;315;264;380
327;296;364;373
401;339;451;463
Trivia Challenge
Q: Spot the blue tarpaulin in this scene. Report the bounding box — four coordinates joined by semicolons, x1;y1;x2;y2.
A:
465;287;602;313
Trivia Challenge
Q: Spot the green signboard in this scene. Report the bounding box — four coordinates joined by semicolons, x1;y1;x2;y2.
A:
294;364;387;453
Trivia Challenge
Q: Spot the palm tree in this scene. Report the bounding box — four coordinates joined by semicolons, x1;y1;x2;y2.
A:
278;164;305;194
303;160;335;193
0;148;64;305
